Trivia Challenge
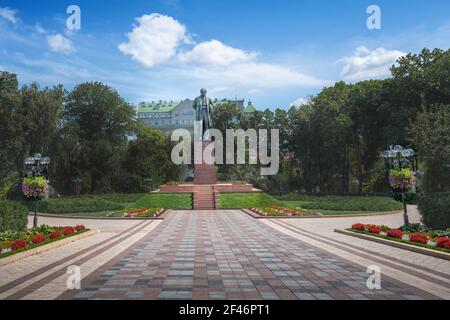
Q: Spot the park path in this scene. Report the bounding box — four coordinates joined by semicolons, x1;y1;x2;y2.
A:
0;209;448;300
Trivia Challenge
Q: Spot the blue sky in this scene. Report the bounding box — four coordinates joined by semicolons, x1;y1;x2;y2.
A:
0;0;449;109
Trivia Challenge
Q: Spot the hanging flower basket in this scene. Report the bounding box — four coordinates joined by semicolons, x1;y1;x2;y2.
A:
22;177;49;200
388;168;416;190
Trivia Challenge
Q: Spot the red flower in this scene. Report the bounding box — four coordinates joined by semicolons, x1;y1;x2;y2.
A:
436;237;450;249
11;239;28;251
368;226;382;234
64;227;75;235
50;232;62;239
75;225;85;232
387;229;403;239
352;223;365;231
32;234;46;244
409;233;428;244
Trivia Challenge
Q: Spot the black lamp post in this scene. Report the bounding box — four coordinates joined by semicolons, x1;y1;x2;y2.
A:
24;153;50;228
382;145;417;226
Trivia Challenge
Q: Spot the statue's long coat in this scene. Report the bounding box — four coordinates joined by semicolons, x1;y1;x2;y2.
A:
193;95;214;128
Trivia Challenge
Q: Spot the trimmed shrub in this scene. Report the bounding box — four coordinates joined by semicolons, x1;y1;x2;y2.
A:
277;194;402;212
418;192;450;229
44;198;124;214
0;201;28;232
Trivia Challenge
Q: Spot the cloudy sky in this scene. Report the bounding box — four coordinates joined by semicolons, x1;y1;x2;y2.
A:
0;0;449;109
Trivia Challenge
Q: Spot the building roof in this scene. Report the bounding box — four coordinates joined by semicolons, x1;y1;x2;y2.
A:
138;101;180;113
138;97;249;114
243;101;257;113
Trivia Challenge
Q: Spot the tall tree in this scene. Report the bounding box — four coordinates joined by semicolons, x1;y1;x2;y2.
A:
63;82;135;193
0;72;22;180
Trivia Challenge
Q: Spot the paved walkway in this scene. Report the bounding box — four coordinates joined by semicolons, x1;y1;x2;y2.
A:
0;209;448;300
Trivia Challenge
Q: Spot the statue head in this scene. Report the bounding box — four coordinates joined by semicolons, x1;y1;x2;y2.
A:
200;88;207;96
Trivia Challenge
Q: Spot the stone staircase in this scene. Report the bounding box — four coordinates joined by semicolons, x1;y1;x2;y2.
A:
193;185;217;210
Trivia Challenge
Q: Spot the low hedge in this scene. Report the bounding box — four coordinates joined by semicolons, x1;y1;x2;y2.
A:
277;194;403;212
0;201;28;232
65;194;147;203
37;198;124;214
419;192;450;229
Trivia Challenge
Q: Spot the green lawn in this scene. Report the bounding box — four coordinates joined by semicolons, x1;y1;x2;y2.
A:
134;194;192;210
220;193;284;209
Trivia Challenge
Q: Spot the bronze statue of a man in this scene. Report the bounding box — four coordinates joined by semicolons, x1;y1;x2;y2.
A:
193;88;215;140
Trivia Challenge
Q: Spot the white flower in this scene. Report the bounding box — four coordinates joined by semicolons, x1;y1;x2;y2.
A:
427;240;436;247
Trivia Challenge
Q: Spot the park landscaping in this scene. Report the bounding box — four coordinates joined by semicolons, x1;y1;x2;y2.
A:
347;223;450;254
0;224;89;258
220;192;402;217
18;193;193;217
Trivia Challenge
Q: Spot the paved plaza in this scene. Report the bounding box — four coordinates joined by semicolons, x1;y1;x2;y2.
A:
0;209;449;300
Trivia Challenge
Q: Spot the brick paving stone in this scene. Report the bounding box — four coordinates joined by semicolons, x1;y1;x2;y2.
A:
57;210;439;300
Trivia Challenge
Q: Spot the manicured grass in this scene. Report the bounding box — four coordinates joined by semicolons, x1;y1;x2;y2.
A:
220;193;284;209
135;194;192;209
276;194;403;212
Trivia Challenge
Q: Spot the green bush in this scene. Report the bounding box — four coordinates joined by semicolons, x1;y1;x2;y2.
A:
0;201;28;232
43;198;124;214
276;194;402;212
418;192;450;229
63;194;146;203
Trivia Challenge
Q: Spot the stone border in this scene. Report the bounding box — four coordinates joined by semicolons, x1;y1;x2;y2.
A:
335;229;450;261
241;209;401;219
0;229;97;266
29;212;165;221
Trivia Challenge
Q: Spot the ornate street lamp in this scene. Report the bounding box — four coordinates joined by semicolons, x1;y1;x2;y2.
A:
23;153;51;227
382;145;417;226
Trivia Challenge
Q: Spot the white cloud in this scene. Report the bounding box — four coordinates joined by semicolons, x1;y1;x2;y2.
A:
47;34;74;53
290;97;310;108
248;88;264;96
118;13;188;67
0;7;19;24
339;46;406;81
35;24;47;34
179;39;256;66
212;62;324;88
117;13;325;89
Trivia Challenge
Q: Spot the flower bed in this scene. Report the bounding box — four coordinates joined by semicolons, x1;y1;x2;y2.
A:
0;224;89;258
249;205;317;217
348;223;450;253
113;208;166;218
